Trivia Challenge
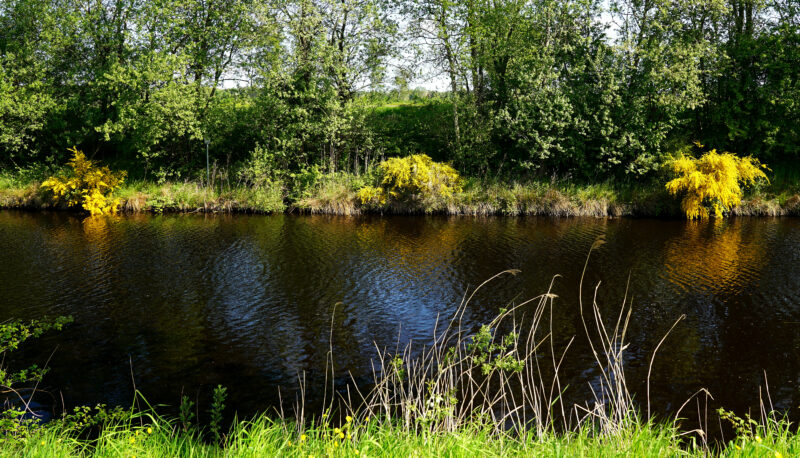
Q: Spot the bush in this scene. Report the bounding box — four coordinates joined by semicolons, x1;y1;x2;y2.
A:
357;154;461;207
40;147;126;215
665;148;769;219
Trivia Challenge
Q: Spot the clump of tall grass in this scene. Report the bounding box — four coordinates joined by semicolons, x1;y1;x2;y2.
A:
339;238;681;442
296;173;363;215
114;179;285;214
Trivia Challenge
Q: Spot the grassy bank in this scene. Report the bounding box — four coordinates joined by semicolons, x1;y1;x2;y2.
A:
3;169;800;217
6;411;799;457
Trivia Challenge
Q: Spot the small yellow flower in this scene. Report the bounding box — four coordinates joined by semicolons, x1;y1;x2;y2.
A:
735;445;741;450
147;427;152;434
40;441;46;446
347;433;352;440
300;434;307;442
338;432;345;439
354;450;359;456
129;437;135;444
756;435;762;443
334;442;339;448
775;453;782;458
334;428;341;434
288;440;292;446
346;415;353;423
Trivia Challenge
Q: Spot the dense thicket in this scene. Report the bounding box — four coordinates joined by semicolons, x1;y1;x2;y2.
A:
0;0;798;182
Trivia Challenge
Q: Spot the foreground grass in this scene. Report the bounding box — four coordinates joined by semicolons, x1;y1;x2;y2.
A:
2;168;800;217
3;410;799;457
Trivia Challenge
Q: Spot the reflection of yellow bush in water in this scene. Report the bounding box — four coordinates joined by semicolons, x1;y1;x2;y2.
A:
352;217;463;272
358;154;461;206
664;220;765;291
41;147;126;215
665;149;768;219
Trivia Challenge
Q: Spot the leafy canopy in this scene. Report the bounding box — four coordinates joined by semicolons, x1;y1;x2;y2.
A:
665;148;769;219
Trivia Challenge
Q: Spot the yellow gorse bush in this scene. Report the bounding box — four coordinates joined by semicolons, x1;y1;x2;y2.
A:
665;148;768;219
41;147;126;215
357;154;461;206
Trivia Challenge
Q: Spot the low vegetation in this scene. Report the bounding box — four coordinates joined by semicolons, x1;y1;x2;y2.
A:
3;151;799;218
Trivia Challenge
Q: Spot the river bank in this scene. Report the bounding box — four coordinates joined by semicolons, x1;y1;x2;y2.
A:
2;172;800;218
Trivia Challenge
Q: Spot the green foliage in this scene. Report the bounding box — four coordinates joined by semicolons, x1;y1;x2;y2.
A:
390;356;405;382
0;0;799;189
665;147;769;219
0;315;72;443
179;395;196;433
209;385;227;444
467;325;525;376
55;404;133;434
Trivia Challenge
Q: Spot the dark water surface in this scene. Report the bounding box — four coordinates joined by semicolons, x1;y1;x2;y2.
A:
0;211;799;423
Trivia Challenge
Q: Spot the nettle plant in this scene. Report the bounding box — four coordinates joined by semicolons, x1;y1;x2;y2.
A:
357;154;461;207
665;146;769;219
0;316;72;441
41;147;126;215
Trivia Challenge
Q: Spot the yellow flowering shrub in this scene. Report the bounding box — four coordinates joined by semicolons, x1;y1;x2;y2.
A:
356;185;386;206
41;147;126;215
357;154;461;206
665;149;768;219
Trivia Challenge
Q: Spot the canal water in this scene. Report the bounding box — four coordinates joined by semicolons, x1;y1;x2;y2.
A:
0;211;798;424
